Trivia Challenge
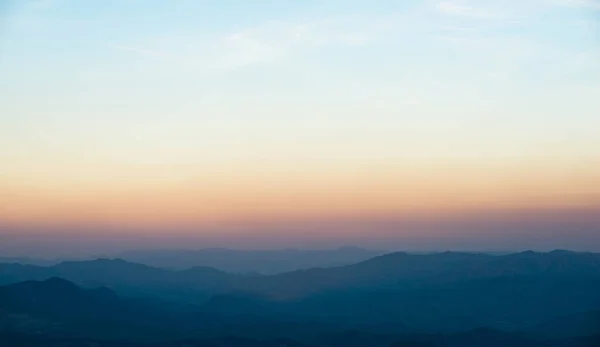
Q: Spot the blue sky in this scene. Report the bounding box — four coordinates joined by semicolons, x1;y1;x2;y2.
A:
2;1;599;172
0;1;599;249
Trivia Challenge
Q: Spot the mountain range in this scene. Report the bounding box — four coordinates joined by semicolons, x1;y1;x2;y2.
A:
0;278;598;346
117;247;386;274
1;247;387;275
0;250;599;346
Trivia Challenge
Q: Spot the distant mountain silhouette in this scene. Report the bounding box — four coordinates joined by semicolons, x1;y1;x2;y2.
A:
0;278;169;339
0;277;119;318
1;251;599;335
4;250;598;300
0;258;239;303
0;257;59;267
0;278;334;341
235;250;600;299
206;251;600;332
117;247;385;274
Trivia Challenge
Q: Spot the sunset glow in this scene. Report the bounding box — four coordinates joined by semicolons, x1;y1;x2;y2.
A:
1;0;599;250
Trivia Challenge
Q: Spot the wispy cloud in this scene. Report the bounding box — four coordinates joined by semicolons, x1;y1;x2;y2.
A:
110;0;598;81
113;12;416;74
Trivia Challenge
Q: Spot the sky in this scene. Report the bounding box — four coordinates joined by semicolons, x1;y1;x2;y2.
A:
0;0;599;254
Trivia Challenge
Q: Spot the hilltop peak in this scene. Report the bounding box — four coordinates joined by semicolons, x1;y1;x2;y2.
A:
42;276;79;288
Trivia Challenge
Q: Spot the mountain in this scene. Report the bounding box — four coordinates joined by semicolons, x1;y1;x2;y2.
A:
0;258;239;303
0;278;171;339
0;278;336;341
4;250;599;301
1;249;600;346
1;251;599;335
0;257;59;266
117;247;386;274
531;310;600;337
235;250;600;299
204;251;600;333
203;275;600;333
0;277;118;318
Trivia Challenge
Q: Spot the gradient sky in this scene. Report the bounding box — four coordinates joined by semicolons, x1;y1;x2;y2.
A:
1;0;599;253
